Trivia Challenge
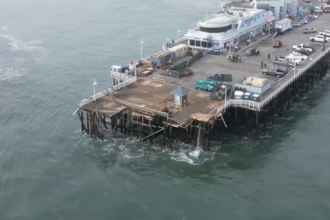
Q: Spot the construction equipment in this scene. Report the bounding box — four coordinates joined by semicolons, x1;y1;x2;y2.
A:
297;5;311;21
195;80;217;92
228;54;241;62
246;48;260;56
207;74;233;82
273;40;282;48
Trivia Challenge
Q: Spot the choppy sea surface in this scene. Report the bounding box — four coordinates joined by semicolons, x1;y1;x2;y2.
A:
0;0;330;219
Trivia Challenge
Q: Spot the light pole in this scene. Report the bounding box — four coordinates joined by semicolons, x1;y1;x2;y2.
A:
140;40;144;60
249;31;253;44
177;29;180;39
222;84;227;104
229;42;231;56
93;79;97;101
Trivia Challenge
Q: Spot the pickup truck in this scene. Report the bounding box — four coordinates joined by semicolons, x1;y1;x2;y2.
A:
289;52;308;60
292;44;313;52
310;35;330;42
314;7;323;14
274;59;297;68
318;31;330;37
262;66;289;78
303;27;317;34
285;56;304;65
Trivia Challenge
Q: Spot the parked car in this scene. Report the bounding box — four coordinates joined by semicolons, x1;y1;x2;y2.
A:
292;22;302;27
276;56;286;62
273;40;282;48
274;59;296;68
246;47;260;56
289;52;308;61
314;7;323;14
228;54;241;62
275;66;289;73
300;19;309;24
262;67;288;78
310;35;330;42
295;48;311;55
319;31;330;37
303;27;317;34
285;56;304;65
292;44;313;52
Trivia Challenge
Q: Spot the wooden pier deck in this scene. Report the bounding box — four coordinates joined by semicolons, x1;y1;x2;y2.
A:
76;9;330;149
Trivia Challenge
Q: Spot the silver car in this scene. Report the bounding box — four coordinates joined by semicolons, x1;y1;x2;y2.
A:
293;22;302;27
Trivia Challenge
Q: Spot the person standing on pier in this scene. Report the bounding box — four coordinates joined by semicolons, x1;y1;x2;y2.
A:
268;52;271;60
275;53;278;60
264;60;267;67
260;61;263;69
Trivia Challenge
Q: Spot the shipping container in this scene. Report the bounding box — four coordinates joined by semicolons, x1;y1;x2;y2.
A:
251;93;261;102
221;74;233;82
150;50;177;67
168;44;188;58
243;92;252;100
244;77;268;87
234;91;244;99
235;82;272;94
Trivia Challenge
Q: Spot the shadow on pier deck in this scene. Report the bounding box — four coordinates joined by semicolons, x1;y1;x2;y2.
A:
76;13;330;150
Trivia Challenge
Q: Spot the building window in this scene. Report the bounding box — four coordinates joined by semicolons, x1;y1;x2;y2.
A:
189;40;195;46
196;41;201;47
200;25;232;33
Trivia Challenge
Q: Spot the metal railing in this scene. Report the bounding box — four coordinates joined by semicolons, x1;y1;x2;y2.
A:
77;71;137;108
162;37;187;50
78;88;114;107
112;77;137;90
214;45;330;118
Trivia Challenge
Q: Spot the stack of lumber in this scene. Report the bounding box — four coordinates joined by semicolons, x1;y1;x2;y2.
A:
137;65;153;77
191;50;199;56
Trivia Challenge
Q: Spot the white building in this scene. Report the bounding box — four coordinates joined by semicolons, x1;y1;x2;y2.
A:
256;0;298;21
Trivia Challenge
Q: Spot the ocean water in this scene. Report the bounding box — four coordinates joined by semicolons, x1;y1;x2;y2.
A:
0;0;330;219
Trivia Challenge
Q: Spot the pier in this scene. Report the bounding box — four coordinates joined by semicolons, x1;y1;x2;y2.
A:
74;10;330;150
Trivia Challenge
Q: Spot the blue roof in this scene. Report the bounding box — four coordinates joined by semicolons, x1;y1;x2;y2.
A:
170;86;190;97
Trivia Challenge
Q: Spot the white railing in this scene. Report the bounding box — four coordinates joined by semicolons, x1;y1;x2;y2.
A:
258;45;330;108
111;71;135;80
78;88;114;107
162;37;187;50
214;45;330;118
77;72;137;108
230;99;261;110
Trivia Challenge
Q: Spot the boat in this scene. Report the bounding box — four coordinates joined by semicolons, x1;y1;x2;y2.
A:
164;3;274;52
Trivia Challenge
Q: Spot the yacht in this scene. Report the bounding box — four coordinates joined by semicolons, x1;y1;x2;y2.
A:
182;5;274;51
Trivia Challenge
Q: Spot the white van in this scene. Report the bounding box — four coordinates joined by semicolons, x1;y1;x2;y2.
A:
285;57;303;65
289;52;308;60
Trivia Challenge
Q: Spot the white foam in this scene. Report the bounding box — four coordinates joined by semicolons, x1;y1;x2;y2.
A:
0;66;23;81
189;149;200;158
0;34;46;59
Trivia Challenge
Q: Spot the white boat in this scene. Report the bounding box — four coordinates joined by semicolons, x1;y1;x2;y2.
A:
163;2;275;52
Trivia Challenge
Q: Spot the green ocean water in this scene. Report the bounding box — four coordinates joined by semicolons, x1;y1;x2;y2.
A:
0;0;329;219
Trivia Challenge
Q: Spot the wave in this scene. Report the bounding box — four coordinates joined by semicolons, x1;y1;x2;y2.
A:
0;34;47;60
0;66;24;81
